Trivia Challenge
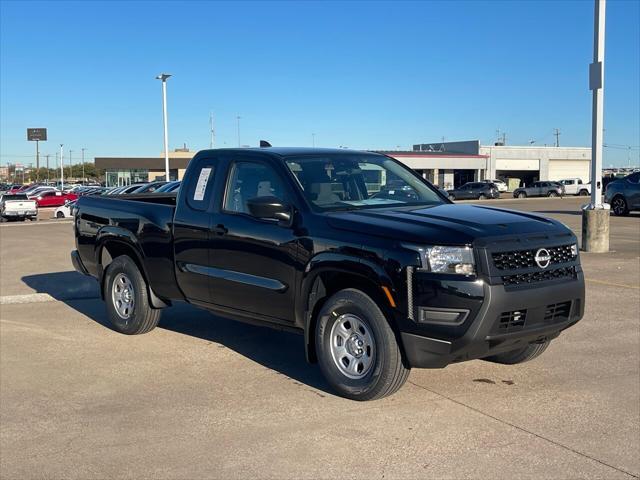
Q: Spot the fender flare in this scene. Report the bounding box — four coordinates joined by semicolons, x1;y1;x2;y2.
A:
299;252;396;363
95;226;169;309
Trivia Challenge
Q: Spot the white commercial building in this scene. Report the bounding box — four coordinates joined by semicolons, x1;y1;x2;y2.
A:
381;140;591;190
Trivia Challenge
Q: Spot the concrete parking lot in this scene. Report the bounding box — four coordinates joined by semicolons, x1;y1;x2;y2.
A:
1;196;638;479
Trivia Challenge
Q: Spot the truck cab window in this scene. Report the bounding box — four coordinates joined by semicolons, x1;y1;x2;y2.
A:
224;161;286;214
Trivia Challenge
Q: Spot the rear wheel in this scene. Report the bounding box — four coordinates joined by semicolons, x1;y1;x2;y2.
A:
448;194;455;201
478;194;487;200
315;289;409;401
548;191;558;197
517;192;527;199
484;341;550;365
56;211;65;218
104;255;161;335
578;189;589;196
611;195;628;216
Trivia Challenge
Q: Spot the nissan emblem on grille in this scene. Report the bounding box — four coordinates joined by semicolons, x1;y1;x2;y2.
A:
534;248;551;269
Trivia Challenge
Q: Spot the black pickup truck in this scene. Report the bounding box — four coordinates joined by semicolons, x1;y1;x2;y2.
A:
72;147;585;400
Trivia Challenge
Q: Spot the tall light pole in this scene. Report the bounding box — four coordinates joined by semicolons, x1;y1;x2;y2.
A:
46;154;50;183
156;73;172;180
81;148;86;183
209;111;215;149
59;144;64;190
69;150;73;179
582;0;609;252
236;115;241;147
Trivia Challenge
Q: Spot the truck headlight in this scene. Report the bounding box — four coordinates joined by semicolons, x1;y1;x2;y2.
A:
415;246;475;275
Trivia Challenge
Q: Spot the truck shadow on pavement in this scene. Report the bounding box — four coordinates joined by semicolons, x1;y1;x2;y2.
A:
22;271;331;396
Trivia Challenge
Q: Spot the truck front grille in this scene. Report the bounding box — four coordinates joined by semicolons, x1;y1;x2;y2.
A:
502;266;576;286
492;244;576;270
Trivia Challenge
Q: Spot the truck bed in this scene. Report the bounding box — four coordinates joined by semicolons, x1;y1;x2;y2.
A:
74;193;181;300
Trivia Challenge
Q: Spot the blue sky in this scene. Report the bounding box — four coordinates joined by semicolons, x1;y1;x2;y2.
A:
1;0;639;166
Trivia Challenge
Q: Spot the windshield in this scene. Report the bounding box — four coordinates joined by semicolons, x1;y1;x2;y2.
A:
284;154;444;211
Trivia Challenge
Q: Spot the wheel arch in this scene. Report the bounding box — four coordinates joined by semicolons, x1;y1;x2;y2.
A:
96;229;169;309
299;256;399;364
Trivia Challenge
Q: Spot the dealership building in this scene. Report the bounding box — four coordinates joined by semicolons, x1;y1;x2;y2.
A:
382;140;591;190
96;140;591;190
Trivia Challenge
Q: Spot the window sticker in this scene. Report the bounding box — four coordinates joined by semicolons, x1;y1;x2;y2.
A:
193;167;212;201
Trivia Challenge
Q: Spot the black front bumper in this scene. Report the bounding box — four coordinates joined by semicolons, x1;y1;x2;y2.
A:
400;273;585;368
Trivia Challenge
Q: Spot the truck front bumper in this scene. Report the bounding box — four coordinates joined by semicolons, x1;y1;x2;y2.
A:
400;273;585;368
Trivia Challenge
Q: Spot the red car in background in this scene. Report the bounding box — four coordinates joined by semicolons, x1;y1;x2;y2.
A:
34;191;78;207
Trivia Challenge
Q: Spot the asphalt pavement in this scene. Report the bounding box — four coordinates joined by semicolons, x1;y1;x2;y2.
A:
1;196;638;479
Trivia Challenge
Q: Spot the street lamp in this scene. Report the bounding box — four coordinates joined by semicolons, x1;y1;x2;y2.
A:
156;73;172;180
81;148;86;183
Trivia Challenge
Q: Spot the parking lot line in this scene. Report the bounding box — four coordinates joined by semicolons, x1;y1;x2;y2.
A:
585;278;640;290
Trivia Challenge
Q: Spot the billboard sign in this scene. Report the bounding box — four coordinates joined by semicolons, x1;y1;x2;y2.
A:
27;128;47;141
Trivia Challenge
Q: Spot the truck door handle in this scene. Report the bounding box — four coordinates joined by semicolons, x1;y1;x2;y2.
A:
212;224;228;236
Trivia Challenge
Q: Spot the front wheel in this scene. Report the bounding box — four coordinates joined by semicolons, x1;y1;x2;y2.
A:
56;211;65;218
104;255;161;335
611;196;628;216
484;341;550;365
548;191;558;197
517;192;527;199
478;194;487;200
315;289;409;401
448;194;455;201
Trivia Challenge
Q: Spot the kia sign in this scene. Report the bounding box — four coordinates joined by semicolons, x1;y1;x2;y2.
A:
27;128;47;141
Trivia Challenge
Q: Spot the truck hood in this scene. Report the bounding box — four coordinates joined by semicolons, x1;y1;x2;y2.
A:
326;204;570;245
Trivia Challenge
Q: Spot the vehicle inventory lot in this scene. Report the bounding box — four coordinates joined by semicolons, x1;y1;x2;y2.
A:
1;197;638;479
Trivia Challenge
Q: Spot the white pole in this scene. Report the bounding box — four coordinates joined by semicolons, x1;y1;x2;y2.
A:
59;144;64;190
161;79;170;180
589;0;606;208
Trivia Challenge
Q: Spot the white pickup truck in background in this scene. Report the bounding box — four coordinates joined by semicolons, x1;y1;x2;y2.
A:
0;194;38;222
558;178;591;196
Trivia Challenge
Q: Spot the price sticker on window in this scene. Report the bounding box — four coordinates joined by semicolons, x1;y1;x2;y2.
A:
193;167;212;201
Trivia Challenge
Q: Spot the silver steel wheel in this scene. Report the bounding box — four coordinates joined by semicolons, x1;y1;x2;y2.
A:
329;313;375;379
112;272;135;320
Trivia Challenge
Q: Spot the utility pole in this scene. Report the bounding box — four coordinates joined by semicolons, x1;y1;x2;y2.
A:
582;0;609;253
46;154;50;183
214;112;216;148
236;115;241;147
69;150;73;180
59;144;64;190
553;128;561;147
81;148;86;183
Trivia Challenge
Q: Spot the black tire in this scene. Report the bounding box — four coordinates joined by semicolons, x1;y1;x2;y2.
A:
448;194;455;201
517;192;526;199
478;194;487;200
548;191;558;197
56;211;65;218
611;195;628;216
578;189;589;196
315;289;409;401
104;255;161;335
484;341;550;365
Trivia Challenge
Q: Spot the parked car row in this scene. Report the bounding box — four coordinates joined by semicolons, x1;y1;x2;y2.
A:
447;182;501;200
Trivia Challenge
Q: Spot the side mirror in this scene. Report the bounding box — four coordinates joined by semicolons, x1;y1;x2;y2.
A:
246;196;292;226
